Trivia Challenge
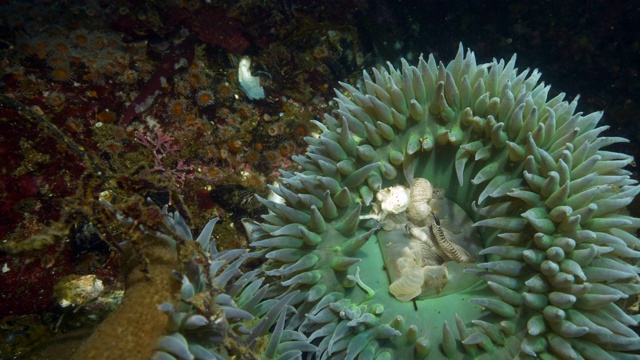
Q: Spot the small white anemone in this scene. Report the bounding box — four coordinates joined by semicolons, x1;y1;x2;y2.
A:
238;57;265;100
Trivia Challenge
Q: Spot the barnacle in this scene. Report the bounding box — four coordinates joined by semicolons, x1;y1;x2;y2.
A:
244;44;640;359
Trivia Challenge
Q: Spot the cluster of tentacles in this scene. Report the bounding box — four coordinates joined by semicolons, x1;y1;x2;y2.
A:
238;44;640;359
151;211;314;360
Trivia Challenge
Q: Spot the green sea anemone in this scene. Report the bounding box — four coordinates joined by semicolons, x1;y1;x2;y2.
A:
151;210;313;360
97;198;314;359
244;44;640;359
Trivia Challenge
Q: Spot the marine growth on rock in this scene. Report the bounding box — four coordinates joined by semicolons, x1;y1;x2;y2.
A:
241;44;640;359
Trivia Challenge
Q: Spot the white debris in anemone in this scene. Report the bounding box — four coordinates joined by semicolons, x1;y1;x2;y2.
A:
377;184;411;215
407;178;439;225
388;243;450;302
367;178;481;302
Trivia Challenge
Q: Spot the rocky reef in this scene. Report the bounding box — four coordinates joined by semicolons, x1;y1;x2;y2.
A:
0;1;639;359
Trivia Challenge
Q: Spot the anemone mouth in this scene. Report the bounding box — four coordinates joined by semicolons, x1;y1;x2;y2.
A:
246;44;640;359
369;178;485;301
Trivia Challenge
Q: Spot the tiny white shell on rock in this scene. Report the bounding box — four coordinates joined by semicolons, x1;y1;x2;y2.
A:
53;274;104;308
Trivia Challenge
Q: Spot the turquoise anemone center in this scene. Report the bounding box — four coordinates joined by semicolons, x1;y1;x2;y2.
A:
366;176;484;301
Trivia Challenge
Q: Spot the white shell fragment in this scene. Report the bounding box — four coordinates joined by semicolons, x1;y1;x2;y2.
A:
376;185;411;215
389;243;449;301
53;274;104;308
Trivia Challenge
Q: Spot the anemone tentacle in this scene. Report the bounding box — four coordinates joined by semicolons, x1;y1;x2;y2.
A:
244;44;640;359
152;210;311;360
